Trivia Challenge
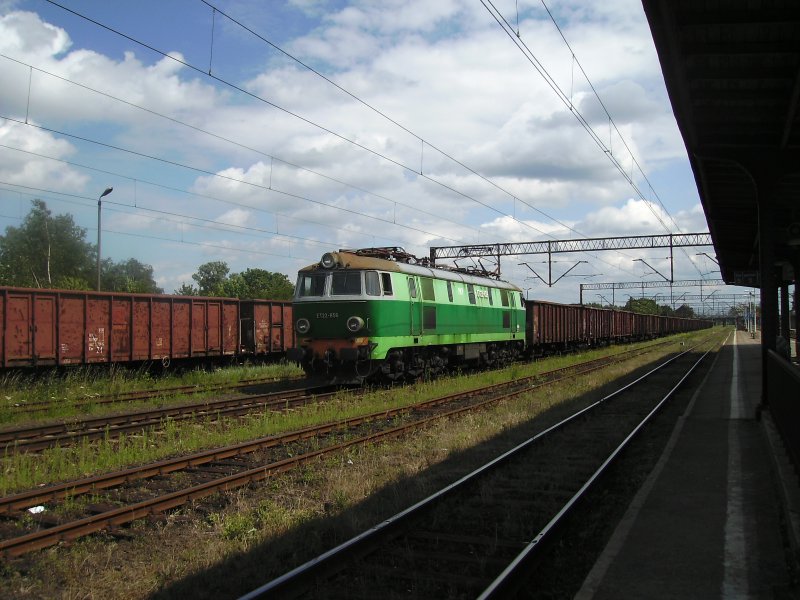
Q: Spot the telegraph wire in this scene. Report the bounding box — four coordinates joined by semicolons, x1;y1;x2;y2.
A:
0;142;426;246
0;53;482;240
40;0;552;239
0;181;344;251
538;0;682;234
0;116;466;245
191;0;649;277
198;0;591;241
0;183;318;264
30;1;648;278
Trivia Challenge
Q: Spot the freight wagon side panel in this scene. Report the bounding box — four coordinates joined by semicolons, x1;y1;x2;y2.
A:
207;301;222;354
191;301;207;355
282;304;294;352
151;299;172;359
223;301;238;355
111;297;132;362
270;303;287;353
58;295;84;365
5;293;31;365
251;302;275;355
172;300;190;358
33;295;56;364
86;297;110;363
132;298;151;360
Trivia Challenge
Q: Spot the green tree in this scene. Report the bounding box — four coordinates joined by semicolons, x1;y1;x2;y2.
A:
192;261;230;296
0;200;95;288
659;304;675;316
623;297;659;315
174;283;198;296
674;304;696;318
190;262;294;299
103;258;163;293
233;268;294;300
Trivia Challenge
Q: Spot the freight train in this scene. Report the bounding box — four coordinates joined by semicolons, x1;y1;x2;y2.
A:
288;248;712;383
0;248;711;375
0;287;292;368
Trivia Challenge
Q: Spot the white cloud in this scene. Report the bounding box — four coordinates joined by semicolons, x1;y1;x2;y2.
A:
0;119;88;190
0;1;709;294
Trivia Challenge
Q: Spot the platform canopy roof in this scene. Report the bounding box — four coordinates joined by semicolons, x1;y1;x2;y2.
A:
643;0;800;286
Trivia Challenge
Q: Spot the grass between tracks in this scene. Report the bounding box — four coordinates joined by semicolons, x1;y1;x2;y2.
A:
0;361;304;423
0;331;713;495
0;328;730;599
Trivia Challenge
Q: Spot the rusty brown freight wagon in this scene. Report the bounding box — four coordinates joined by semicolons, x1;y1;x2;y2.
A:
0;287;293;368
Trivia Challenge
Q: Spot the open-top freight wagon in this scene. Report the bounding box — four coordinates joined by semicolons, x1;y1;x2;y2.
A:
525;299;709;355
0;287;293;368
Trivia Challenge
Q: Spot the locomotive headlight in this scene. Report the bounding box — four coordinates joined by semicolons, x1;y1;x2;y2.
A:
296;318;311;334
320;252;337;269
346;316;365;333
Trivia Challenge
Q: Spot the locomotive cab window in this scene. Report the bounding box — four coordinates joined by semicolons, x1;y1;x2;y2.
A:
487;287;494;306
500;289;509;307
446;281;453;302
408;277;418;299
421;277;435;301
467;284;476;305
365;271;381;296
297;273;326;297
380;272;393;295
331;271;362;295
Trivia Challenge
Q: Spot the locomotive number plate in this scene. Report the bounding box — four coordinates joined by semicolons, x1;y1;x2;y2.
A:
316;312;339;319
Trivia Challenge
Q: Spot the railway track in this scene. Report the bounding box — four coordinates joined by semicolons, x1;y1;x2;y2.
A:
239;336;722;599
0;383;339;454
0;341;671;455
5;374;305;415
0;338;691;558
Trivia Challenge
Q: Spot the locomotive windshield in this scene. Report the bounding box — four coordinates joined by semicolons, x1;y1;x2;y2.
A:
297;273;326;297
296;270;391;298
331;271;362;295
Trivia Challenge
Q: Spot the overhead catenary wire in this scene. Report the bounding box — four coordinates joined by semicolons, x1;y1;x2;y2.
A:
15;2;683;281
535;0;703;278
0;53;482;241
481;0;705;279
0;181;351;252
0;116;468;246
191;0;675;281
0;143;403;246
40;0;538;240
30;1;645;280
194;0;650;275
0;183;317;265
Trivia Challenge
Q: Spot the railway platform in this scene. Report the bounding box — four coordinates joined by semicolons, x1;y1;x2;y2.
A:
576;329;800;599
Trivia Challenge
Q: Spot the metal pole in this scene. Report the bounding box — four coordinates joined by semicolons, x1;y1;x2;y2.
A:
97;187;113;291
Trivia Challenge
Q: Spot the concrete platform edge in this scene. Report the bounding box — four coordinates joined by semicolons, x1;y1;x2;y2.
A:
573;336;728;600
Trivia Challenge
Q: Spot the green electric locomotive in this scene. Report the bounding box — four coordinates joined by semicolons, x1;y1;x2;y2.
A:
288;248;526;383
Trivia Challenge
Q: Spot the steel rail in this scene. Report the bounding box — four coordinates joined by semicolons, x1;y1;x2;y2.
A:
0;339;686;556
0;340;672;454
238;339;716;599
0;385;337;453
477;346;714;598
0;341;667;515
7;374;304;414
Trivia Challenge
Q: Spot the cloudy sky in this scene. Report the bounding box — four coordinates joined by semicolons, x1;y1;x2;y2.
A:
0;0;731;307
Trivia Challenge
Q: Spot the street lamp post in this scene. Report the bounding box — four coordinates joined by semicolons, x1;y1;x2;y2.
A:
97;187;113;291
